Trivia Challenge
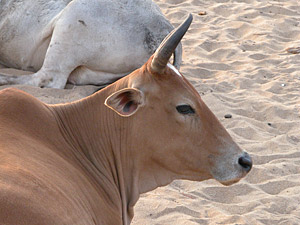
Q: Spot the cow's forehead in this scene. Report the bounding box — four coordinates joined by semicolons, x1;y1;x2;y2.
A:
160;64;201;101
126;58;201;104
129;65;201;108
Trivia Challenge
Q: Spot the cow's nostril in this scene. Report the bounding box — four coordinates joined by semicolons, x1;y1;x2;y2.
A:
238;154;252;172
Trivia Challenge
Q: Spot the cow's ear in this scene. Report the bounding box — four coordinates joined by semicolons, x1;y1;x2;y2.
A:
104;88;145;117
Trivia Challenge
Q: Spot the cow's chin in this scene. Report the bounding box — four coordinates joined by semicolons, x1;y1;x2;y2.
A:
211;170;246;186
218;177;242;186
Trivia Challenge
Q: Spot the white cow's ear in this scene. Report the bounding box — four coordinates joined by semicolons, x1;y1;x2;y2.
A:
104;88;145;117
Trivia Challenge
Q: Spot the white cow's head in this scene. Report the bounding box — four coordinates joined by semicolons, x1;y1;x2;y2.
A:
104;14;252;190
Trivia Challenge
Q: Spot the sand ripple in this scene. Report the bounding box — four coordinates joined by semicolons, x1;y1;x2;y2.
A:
132;0;300;224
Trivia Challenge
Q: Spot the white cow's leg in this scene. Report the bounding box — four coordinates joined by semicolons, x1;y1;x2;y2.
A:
68;66;129;86
0;73;36;86
0;31;73;88
0;68;37;86
0;69;69;89
0;7;86;88
30;39;79;88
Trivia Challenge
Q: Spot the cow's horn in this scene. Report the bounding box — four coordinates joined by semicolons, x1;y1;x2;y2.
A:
151;14;193;74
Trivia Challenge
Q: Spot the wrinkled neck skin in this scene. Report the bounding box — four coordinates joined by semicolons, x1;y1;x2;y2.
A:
51;76;168;224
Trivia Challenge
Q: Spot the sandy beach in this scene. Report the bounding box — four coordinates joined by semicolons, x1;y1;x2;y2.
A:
1;0;300;224
133;1;300;224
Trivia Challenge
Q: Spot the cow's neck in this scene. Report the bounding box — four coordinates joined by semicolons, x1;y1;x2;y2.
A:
52;89;140;225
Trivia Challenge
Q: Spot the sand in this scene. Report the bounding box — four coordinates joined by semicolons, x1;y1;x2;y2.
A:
1;0;300;224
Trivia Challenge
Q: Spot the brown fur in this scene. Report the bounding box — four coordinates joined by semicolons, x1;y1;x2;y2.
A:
0;57;250;224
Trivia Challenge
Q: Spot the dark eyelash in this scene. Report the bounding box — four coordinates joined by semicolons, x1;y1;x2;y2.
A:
176;105;195;114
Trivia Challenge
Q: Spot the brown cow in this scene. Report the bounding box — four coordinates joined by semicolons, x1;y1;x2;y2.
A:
0;14;252;225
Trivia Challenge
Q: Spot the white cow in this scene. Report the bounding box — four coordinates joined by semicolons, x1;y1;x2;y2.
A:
0;0;182;88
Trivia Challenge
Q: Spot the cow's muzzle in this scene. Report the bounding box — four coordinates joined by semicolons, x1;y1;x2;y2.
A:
238;152;252;173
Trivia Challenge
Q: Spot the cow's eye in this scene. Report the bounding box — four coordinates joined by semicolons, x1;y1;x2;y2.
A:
176;105;195;114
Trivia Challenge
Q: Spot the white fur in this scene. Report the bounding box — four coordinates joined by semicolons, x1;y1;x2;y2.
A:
0;0;182;88
168;63;182;77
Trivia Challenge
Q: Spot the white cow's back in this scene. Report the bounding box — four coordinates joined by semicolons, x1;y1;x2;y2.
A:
0;0;180;88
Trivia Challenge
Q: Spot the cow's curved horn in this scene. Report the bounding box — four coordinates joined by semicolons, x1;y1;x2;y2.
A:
151;14;193;74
